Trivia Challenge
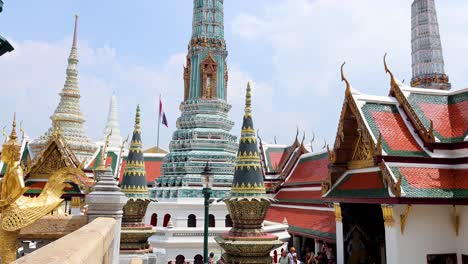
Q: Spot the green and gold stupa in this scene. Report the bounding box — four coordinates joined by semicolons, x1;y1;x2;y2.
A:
121;105;148;199
215;82;282;264
231;82;266;197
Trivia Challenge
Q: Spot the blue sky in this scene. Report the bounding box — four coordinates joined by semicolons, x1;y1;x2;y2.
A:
1;0;468;151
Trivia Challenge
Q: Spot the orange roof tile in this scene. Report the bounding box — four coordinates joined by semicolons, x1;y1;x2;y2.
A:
266;206;335;240
371;111;422;152
285;153;328;185
419;101;468;139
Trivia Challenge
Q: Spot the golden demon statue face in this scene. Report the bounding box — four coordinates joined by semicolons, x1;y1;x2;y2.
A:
1;142;21;164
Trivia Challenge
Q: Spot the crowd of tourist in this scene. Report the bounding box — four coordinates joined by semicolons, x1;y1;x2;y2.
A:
278;245;336;264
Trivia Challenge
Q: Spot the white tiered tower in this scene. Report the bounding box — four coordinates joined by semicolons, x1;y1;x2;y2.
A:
410;0;451;90
100;94;123;149
145;1;288;261
30;15;97;163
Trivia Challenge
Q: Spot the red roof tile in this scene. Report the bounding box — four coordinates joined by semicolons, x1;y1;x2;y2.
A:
337;171;384;190
266;206;336;240
285;154;328;185
371;111;422;152
419;101;468;139
275;190;323;200
400;167;468;190
118;159;163;183
268;152;286;171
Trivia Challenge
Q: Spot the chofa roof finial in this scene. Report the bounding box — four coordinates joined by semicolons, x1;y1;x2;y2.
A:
341;62;351;95
383;53;396;86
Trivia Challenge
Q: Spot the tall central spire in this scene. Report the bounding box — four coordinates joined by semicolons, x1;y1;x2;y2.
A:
184;0;228;101
30;15;97;163
410;0;451;90
155;1;237;199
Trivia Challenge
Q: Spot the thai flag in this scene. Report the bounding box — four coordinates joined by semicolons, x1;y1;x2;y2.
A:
159;97;168;127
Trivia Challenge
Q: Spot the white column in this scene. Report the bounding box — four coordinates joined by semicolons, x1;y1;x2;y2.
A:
86;167;128;264
336;221;344;264
334;203;344;264
314;240;320;255
382;205;398;264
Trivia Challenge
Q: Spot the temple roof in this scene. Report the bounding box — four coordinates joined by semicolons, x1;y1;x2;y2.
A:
264;146;336;242
324;61;468;203
266;207;335;242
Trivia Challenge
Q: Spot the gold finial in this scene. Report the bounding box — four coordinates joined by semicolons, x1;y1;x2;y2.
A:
122;134;129;150
310;132;315;152
341;62;351;95
97;129;113;170
20;121;25;142
2;126;7;143
72;14;79;48
383;53;396;86
301;131;306;145
134;105;141;130
9;113;18;141
245;81;252;114
322;139;327;149
295;126;299;142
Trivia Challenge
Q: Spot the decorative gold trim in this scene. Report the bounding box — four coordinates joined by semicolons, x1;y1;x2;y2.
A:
334;203;342;222
379;161;402;197
381;205;395;227
400;204;411;234
384;53;435;144
71;196;81;208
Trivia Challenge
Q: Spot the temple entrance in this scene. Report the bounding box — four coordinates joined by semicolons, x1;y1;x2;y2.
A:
341;203;386;264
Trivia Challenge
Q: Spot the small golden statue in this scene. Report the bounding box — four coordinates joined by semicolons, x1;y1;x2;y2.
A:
0;115;87;263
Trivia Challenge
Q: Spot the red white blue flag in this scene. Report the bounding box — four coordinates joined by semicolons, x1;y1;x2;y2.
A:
159;97;168;127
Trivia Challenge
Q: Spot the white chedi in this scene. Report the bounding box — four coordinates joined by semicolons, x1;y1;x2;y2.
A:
100;94;123;149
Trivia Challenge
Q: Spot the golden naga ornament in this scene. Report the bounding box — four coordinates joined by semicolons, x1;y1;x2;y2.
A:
0;115;87;263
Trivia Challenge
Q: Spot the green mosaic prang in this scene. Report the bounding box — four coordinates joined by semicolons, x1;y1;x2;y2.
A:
407;93;468;143
361;103;429;157
390;167;468;198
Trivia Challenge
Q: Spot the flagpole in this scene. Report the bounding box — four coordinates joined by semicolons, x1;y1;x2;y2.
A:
157;94;161;152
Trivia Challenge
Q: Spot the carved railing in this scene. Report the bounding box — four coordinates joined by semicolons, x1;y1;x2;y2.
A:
13;217;117;264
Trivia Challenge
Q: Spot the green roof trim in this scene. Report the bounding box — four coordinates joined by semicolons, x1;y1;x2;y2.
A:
91;149;118;174
299;152;328;163
288;225;335;241
283;181;321;187
361;103;429;157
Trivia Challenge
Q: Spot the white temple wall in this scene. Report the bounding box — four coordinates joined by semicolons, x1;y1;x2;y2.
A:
393;204;462;264
145;199;230;228
456;205;468;263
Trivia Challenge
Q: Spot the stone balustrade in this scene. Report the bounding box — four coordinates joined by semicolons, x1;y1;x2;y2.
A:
13;217;117;264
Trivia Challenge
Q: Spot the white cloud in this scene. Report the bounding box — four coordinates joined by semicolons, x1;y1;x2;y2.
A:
229;0;468;145
0;37;281;151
